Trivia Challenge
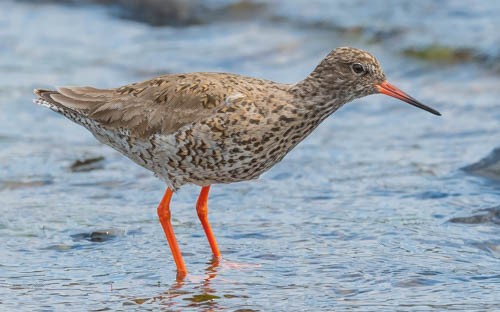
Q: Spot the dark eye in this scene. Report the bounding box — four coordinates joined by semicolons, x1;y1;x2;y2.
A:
351;63;365;75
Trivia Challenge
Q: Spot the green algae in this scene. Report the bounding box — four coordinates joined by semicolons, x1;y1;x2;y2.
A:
403;45;475;63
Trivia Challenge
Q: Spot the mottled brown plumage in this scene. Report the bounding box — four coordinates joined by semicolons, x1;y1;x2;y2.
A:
33;47;440;275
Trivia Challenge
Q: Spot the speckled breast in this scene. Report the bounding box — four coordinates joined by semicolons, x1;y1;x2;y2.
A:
150;100;322;189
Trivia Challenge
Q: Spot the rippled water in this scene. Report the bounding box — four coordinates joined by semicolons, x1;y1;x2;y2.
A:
1;1;499;311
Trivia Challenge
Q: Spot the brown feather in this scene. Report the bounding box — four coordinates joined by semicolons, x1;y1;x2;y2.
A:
36;73;289;138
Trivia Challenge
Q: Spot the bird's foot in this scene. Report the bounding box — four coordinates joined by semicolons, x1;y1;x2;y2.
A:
208;257;261;272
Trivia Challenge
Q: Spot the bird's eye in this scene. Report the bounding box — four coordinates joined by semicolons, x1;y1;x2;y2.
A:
351;63;365;75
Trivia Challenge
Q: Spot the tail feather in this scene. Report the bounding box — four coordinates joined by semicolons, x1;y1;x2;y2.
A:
34;88;101;112
33;88;102;129
33;89;76;114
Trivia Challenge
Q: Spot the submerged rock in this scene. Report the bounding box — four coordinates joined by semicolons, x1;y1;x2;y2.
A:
448;206;500;225
71;229;124;242
462;147;500;181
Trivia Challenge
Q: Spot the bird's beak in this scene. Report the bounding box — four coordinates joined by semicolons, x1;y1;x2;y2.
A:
376;81;441;116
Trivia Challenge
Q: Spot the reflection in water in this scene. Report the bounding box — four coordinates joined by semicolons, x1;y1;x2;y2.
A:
181;258;221;311
129;257;222;310
127;257;260;310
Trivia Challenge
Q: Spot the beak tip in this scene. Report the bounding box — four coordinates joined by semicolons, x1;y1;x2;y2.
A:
428;108;442;116
378;81;441;117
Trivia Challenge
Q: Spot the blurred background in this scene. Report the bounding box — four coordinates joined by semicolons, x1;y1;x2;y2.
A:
0;0;499;310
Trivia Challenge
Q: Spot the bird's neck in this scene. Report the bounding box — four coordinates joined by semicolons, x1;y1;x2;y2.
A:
289;73;348;120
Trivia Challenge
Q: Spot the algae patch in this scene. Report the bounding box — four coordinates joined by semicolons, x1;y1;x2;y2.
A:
403;45;475;63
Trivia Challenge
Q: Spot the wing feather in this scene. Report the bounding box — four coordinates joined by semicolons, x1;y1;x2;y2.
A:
34;73;238;138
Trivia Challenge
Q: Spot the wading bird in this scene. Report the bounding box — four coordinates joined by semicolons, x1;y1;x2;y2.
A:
34;47;440;277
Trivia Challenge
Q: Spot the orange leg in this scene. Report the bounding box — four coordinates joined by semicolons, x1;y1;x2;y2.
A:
196;185;221;258
157;188;187;277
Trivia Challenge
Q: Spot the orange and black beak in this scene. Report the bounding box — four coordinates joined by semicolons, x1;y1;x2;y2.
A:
377;81;441;116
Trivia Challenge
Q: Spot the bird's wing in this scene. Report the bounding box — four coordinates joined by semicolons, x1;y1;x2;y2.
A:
34;73;240;138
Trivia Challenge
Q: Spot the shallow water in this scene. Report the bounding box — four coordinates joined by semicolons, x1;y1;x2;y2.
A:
1;1;499;311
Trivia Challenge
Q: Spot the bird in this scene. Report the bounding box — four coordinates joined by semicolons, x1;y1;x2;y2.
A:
34;47;440;277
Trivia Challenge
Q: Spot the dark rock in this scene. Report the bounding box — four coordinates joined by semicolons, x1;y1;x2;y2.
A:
22;0;205;26
23;0;270;26
104;0;205;26
71;229;123;242
70;156;105;172
448;206;500;225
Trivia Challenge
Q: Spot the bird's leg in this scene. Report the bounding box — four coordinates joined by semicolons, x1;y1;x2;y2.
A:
196;185;221;258
157;187;187;277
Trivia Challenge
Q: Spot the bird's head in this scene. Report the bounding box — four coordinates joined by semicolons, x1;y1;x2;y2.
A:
307;47;440;116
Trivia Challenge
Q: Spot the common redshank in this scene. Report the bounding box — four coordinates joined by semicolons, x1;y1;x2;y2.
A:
34;47;440;276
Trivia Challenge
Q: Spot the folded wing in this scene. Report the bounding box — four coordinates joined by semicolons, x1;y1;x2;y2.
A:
34;74;229;138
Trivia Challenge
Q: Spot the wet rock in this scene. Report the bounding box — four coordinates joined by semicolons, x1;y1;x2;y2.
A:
211;0;268;22
70;156;105;172
183;293;220;302
448;206;500;225
129;297;149;305
105;0;205;26
24;0;270;26
71;229;124;242
22;0;205;26
462;147;500;181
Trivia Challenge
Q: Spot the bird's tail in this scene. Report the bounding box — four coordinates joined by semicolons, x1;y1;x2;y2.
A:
34;89;73;114
33;87;112;127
